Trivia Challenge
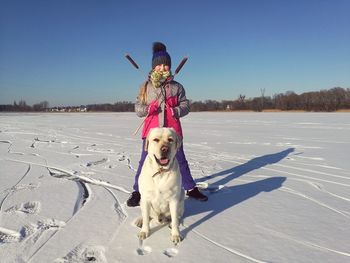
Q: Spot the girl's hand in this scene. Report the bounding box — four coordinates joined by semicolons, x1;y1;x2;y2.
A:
169;107;179;118
147;102;159;115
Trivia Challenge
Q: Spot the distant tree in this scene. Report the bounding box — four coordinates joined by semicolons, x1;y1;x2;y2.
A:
328;87;346;110
235;94;246;110
299;92;313;111
86;101;134;112
190;101;207;111
260;88;265;110
33;101;49;111
205;100;222;111
17;100;31;111
345;88;350;109
251;97;263;112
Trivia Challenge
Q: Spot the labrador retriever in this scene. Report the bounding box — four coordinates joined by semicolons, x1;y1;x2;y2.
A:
137;127;184;244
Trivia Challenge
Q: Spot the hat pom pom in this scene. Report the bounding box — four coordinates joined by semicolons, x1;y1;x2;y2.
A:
153;42;166;53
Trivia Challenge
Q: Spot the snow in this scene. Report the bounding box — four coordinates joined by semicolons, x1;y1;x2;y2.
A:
0;112;349;263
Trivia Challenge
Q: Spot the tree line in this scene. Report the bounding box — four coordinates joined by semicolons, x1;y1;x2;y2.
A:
1;87;349;112
0;101;134;112
190;87;350;112
0;100;49;112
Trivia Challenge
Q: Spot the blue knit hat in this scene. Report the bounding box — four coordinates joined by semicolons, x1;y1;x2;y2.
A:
152;42;171;69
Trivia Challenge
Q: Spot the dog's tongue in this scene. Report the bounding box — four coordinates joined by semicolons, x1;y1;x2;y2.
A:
160;158;169;165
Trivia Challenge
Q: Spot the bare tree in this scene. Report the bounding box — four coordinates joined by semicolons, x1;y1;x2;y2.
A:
260;88;265;110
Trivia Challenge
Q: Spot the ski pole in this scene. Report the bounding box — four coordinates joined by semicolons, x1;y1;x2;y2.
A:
174;57;188;75
125;54;139;69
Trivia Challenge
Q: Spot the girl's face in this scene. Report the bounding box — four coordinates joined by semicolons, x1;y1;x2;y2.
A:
154;64;170;72
150;64;171;88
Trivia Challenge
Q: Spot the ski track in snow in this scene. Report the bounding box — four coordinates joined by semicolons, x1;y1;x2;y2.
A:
192;179;350;262
1;113;350;262
194;151;350;219
200;152;350;187
0;126;131;261
0;140;13;153
187;226;269;263
256;225;350;257
0;158;129;260
234;177;350;220
186;141;350;261
4;158;131;194
0;164;32;212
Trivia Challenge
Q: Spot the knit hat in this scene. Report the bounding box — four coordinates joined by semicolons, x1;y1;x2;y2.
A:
152;42;171;69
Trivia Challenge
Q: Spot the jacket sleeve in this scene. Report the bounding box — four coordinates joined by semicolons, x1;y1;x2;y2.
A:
173;83;190;118
135;83;148;118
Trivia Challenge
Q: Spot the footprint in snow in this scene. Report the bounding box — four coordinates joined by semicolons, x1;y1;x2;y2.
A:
0;227;21;244
118;155;126;161
6;201;41;214
37;218;66;230
54;244;107;263
0;224;42;244
20;224;37;239
86;158;108;167
136;246;152;256
163;247;179;258
16;219;66;244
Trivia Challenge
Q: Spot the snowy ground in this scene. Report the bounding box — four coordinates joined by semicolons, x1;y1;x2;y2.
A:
0;112;349;263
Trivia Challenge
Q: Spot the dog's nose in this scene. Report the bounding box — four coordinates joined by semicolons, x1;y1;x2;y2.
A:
161;145;169;154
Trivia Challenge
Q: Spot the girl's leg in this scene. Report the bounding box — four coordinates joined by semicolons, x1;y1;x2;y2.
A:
133;140;148;192
176;145;208;201
176;145;196;190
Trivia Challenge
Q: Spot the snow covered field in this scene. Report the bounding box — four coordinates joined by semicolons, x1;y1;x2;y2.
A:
0;112;349;263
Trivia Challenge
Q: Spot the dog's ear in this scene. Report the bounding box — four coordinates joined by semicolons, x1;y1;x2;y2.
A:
144;134;150;152
175;132;182;151
168;128;182;151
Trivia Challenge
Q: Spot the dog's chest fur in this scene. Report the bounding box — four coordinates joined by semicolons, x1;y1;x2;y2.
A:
139;158;182;215
144;171;179;200
152;173;179;213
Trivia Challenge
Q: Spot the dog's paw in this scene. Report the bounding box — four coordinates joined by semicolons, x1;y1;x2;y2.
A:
170;234;183;245
138;231;149;240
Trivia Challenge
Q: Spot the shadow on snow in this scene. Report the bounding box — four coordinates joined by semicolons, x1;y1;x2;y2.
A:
183;148;294;236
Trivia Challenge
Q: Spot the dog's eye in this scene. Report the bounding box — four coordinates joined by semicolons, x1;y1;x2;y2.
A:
168;138;173;143
153;138;160;143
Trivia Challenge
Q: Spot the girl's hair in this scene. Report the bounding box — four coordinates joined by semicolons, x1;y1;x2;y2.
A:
138;81;148;104
138;72;152;104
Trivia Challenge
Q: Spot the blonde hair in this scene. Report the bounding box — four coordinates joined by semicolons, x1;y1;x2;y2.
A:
137;81;148;104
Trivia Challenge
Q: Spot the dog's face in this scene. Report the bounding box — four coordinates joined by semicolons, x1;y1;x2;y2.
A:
145;128;181;169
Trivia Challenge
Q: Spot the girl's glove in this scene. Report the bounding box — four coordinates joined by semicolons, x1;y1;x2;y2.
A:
147;102;159;115
169;107;179;118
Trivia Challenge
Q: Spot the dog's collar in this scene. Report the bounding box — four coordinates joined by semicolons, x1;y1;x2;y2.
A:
152;167;170;177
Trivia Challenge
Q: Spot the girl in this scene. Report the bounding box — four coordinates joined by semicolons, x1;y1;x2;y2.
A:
127;42;208;207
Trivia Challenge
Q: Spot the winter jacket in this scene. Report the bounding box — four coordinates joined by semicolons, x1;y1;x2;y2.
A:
135;80;190;138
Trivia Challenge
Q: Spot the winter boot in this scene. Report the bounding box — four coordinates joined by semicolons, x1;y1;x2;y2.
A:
127;191;141;207
186;187;208;202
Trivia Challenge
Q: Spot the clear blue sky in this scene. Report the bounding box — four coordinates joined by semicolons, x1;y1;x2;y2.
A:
1;0;349;107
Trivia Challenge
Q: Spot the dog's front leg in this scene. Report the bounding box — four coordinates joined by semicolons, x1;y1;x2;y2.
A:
138;200;151;240
169;200;182;245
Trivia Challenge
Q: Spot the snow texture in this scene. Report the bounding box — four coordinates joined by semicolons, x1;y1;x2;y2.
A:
0;112;349;263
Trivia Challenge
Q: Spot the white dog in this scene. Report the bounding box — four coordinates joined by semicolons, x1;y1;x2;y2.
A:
137;127;185;244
